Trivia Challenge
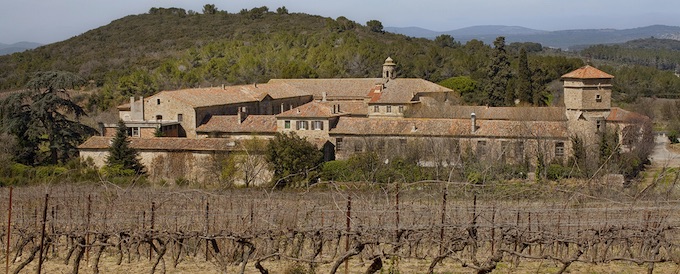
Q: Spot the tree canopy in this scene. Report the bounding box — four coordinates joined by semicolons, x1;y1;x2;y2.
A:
266;132;323;187
0;71;96;165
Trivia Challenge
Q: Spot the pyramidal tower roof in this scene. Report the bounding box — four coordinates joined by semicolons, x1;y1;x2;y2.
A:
561;65;614;79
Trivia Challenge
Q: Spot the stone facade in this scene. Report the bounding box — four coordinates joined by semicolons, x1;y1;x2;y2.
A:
80;60;648;184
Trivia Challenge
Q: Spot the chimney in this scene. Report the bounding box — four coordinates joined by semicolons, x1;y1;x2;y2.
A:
374;84;383;93
98;122;105;136
471;113;477;133
322;92;327;102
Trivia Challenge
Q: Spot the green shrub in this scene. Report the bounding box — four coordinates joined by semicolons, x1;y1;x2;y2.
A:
547;164;570;180
669;130;679;144
101;164;136;177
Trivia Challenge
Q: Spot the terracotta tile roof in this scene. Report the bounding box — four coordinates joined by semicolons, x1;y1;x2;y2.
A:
268;78;381;100
319;101;368;116
78;136;237;151
196;115;277;134
117;103;131;110
606;107;650;123
330;117;568;139
561;65;614;79
149;83;310;108
276;101;344;118
372;79;453;104
440;106;567;121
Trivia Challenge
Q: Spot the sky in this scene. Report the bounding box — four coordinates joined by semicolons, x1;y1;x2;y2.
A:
1;0;680;44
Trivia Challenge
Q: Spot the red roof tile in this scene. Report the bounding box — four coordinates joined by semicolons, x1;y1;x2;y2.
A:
606;107;650;123
196;115;277;134
330;117;568;139
276;101;344;118
561;65;614;79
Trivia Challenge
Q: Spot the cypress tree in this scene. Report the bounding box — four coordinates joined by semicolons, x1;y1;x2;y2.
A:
107;120;144;174
485;36;512;106
516;47;533;104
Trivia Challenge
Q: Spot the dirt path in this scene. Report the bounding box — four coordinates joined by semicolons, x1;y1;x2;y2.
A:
649;134;680;168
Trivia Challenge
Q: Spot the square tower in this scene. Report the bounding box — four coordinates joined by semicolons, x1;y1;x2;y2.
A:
561;65;614;111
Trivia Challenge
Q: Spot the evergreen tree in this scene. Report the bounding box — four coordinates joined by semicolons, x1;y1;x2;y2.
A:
485;36;512;106
516;47;533;104
0;71;96;165
107;120;144;174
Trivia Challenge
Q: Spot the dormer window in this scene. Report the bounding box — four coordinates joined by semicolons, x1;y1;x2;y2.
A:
596;94;602;103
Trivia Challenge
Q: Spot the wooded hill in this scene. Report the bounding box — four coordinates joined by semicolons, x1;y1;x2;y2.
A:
1;6;680;111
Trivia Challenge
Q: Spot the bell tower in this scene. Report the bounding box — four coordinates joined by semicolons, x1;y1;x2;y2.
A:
382;57;396;80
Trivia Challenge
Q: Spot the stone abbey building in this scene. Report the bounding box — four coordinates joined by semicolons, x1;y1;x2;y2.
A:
79;58;648;185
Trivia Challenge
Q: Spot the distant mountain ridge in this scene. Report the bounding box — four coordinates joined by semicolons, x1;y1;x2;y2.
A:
385;24;680;49
0;42;42;55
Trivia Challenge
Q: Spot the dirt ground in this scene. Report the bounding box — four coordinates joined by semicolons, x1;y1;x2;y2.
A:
7;254;678;273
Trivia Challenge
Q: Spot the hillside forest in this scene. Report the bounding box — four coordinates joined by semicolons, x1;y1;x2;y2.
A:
0;5;678;184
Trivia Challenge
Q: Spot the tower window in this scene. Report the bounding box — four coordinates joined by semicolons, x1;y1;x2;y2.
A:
596;94;602;103
156;99;161;105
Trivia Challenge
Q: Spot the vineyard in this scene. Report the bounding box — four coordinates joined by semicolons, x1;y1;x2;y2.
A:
1;181;680;274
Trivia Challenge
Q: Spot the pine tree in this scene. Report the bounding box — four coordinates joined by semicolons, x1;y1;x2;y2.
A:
107;120;144;174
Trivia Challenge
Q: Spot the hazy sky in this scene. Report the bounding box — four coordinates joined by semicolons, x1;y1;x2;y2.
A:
2;0;679;44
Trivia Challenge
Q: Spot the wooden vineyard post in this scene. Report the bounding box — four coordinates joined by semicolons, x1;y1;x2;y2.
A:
395;183;400;242
5;187;12;274
491;205;496;255
150;202;155;261
205;198;209;261
37;194;48;274
86;194;91;263
439;186;447;255
344;195;351;274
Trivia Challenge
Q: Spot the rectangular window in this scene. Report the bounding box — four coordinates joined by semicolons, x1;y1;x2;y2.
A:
515;141;525;159
336;138;343;151
386;105;392;113
312;121;324;130
476;140;487;156
156;115;163;121
156;99;161;105
596;119;604;132
296;121;308;130
177;113;183;122
399;105;404;113
354;142;363;152
374;105;379;112
555;142;565;157
285;120;291;129
127;127;140;137
596;94;602;103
